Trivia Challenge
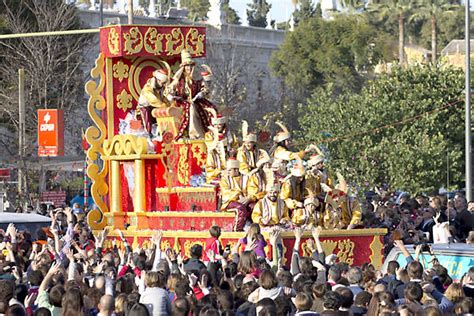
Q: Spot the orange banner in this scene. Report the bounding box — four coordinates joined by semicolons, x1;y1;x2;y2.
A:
38;109;64;157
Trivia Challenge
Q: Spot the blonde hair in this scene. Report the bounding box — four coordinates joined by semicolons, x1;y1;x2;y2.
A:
246;223;261;243
114;294;127;316
444;283;465;303
144;271;164;288
167;273;181;292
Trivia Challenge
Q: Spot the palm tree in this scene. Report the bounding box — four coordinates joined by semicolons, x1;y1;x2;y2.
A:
369;0;415;65
339;0;367;22
340;0;366;12
410;0;458;62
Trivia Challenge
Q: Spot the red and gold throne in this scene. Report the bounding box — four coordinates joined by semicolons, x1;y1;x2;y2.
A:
85;25;386;267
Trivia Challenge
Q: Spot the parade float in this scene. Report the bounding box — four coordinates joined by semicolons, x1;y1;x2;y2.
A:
85;24;387;268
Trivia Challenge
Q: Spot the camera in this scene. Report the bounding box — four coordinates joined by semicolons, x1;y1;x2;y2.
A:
415;242;431;253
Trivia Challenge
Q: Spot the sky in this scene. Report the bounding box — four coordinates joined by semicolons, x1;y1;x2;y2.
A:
229;0;298;24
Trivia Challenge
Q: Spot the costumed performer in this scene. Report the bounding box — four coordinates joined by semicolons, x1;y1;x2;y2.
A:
251;184;290;228
244;152;272;212
280;164;306;215
306;153;333;197
236;120;268;175
167;50;216;140
270;122;310;164
291;189;320;228
204;111;232;184
220;158;250;231
137;67;170;136
321;173;362;230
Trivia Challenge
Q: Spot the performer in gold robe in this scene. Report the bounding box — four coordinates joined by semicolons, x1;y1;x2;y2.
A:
270;122;307;163
220;158;250;231
280;164;306;212
236;120;268;175
137;68;170;135
292;190;320;228
204;113;230;184
245;155;272;211
251;185;290;227
306;154;333;197
321;174;362;230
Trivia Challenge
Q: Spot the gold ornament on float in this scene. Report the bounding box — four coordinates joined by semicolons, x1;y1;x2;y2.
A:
165;28;184;56
177;145;190;185
103;135;148;157
85;53;109;230
144;28;165;55
108;28;120;55
185;28;205;56
191;143;207;167
112;61;129;82
116;89;133;112
124;27;144;55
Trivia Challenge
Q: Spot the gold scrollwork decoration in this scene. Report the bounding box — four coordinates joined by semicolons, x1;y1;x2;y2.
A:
160;143;178;189
177;145;190;184
124;27;144;55
321;240;338;256
116;89;133;112
336;239;355;265
108;28;120;55
103;135;148;156
85;53;109;230
144;27;165;55
185;28;205;56
112;61;129;82
369;236;384;269
165;28;185;56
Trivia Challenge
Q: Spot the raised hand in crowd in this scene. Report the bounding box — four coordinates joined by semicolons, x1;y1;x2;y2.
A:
151;229;163;247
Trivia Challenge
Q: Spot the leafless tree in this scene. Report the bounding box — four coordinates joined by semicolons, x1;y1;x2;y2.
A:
0;0;92;157
205;40;250;115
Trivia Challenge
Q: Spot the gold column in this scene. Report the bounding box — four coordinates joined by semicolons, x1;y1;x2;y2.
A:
110;160;122;212
134;159;146;212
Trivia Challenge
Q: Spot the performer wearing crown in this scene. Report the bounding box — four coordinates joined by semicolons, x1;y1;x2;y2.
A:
168;50;216;140
137;67;170;136
252;184;290;227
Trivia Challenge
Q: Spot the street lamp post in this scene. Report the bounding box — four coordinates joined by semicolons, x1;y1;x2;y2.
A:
466;0;472;200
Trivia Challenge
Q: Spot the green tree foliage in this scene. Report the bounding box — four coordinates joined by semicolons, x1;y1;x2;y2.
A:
293;0;317;25
223;0;240;24
369;0;416;65
410;0;458;62
270;15;392;102
299;65;465;193
419;5;466;53
247;0;271;27
181;0;210;21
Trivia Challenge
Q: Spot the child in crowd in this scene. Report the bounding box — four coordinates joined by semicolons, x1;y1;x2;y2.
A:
237;223;267;258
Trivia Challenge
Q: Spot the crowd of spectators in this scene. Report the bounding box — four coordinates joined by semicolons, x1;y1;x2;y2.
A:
362;191;474;249
0;190;473;316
